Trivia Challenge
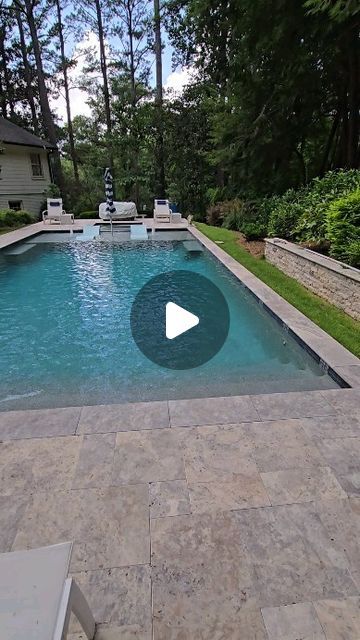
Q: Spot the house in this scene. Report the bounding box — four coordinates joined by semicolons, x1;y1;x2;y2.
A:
0;117;56;216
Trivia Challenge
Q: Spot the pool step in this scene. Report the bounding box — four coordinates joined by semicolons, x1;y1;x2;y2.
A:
76;226;100;241
3;243;37;255
183;240;204;254
130;224;148;240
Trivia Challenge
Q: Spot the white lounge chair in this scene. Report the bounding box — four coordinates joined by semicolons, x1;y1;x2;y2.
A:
0;542;95;640
153;199;172;222
42;198;74;224
99;201;137;220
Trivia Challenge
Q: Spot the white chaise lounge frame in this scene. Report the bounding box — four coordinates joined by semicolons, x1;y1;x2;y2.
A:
0;542;95;640
42;198;74;224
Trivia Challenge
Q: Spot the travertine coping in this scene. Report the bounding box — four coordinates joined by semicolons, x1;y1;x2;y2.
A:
189;225;360;389
0;218;189;250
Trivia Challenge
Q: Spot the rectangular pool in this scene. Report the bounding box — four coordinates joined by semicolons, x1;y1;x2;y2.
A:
0;232;339;410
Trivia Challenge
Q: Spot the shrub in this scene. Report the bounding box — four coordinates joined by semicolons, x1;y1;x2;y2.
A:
206;199;243;227
268;200;303;239
0;209;33;227
326;190;360;266
77;211;98;219
241;222;267;240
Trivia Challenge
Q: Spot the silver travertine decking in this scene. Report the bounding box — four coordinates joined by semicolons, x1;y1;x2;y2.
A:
0;391;360;639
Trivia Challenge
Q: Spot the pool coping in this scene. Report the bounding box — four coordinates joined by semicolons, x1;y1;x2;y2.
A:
188;225;360;390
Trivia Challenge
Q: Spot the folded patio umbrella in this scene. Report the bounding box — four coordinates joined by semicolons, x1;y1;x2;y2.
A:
104;167;116;220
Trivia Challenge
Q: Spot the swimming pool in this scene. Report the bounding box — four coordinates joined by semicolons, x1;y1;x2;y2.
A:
0;233;339;410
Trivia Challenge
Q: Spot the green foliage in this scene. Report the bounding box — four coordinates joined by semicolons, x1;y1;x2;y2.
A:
0;209;33;227
268;200;302;239
266;170;360;244
241;222;267;240
196;223;360;358
326;190;360;266
77;211;98;219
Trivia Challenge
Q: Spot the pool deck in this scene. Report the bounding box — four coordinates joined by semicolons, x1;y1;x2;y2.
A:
0;221;360;638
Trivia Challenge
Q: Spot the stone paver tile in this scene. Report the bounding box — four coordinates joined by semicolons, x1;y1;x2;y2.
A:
321;388;360;414
261;467;347;505
112;429;185;484
314;597;360;639
150;480;190;518
168;396;259;427
0;436;81;496
151;512;260;637
188;475;270;513
183;425;256;483
312;498;360;579
0;494;28;551
244;420;325;472
69;565;151;638
78;401;169;434
72;433;115;489
234;502;357;607
262;602;326;639
0;406;81;441
252;391;336;421
316;437;360;475
300;414;360;440
153;608;268;640
12;484;150;571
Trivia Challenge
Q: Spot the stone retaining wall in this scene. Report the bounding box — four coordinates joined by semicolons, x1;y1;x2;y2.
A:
265;238;360;320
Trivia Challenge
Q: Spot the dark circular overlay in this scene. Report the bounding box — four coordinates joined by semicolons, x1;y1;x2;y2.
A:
130;270;230;370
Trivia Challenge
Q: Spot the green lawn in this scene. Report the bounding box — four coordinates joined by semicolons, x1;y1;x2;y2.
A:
196;223;360;358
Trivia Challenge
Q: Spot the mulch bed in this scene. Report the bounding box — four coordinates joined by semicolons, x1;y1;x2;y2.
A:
235;231;265;258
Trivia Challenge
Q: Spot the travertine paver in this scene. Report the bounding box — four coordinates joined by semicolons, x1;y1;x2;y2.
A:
149;480;191;518
0;406;81;440
168;395;259;427
261;466;347;505
70;565;152;639
314;597;360;639
300;414;360;440
0;436;81;496
244;419;326;472
233;501;357;607
78;401;169;434
262;602;326;639
72;433;115;489
252;390;336;421
112;429;185;484
1;390;360;639
12;485;150;571
151;512;265;639
182;425;256;483
321;388;360;413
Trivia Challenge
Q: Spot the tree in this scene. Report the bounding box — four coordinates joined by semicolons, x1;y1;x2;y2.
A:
153;0;166;196
53;0;80;184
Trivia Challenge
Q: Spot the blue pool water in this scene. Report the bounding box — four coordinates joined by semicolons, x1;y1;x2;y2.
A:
0;235;338;410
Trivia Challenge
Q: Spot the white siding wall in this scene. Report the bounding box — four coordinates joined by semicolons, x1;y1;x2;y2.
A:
0;144;52;216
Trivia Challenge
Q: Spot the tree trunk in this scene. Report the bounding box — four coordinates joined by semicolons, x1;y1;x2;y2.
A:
0;25;15;118
347;27;359;168
20;0;64;190
55;0;80;184
15;7;39;135
320;107;340;174
153;0;166;197
94;0;113;175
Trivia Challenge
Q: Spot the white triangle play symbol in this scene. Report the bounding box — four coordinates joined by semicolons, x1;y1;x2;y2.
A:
166;302;199;340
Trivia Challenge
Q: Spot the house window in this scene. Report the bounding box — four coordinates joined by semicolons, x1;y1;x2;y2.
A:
30;153;43;177
8;200;22;211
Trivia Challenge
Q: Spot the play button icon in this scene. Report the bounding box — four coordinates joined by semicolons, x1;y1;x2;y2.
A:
166;302;199;340
130;270;230;370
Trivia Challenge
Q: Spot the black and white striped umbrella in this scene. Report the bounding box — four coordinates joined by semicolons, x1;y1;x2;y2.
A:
104;167;116;219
